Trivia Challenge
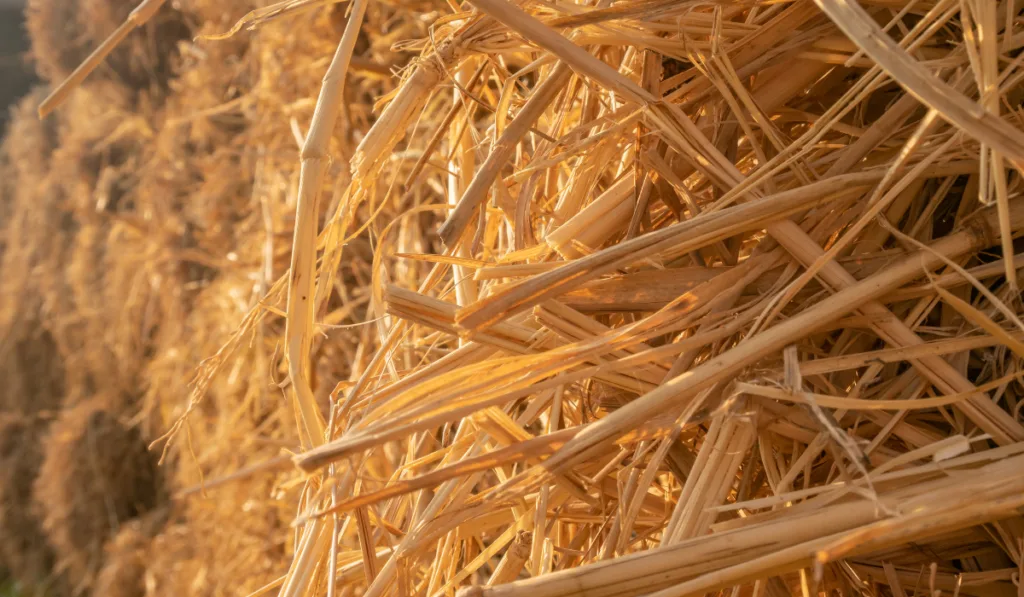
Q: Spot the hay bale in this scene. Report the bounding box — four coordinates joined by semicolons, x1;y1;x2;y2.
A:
2;83;176;405
93;524;148;597
0;327;66;417
26;0;192;93
0;415;60;593
16;0;1024;596
0;90;62;341
93;511;166;597
34;401;165;590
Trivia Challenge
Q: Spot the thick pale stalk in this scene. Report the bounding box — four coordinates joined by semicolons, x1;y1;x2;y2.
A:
287;154;329;449
546;176;634;258
352;39;462;181
278;519;330;597
278;5;369;597
285;0;369;449
489;530;532;586
448;59;481;312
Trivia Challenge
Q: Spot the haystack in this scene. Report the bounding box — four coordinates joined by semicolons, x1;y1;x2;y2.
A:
92;511;168;597
0;415;62;594
0;91;62;377
0;327;65;418
26;0;190;90
93;521;150;597
33;400;165;591
8;0;1024;595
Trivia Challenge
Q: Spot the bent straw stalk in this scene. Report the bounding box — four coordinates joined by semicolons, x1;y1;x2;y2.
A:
286;0;370;449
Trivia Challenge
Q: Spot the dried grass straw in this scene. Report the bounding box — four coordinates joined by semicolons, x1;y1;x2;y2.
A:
5;0;1024;595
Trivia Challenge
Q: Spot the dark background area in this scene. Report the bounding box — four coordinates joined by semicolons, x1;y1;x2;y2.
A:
1;4;38;135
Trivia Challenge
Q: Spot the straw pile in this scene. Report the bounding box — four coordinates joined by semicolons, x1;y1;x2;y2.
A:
34;400;165;592
5;0;1024;595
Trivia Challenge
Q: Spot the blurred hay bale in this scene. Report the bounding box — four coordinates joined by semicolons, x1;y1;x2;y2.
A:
26;0;191;94
2;7;198;596
33;400;165;591
0;415;62;594
2;81;188;406
23;0;88;83
0;90;61;339
93;511;167;597
0;326;65;417
93;522;149;597
0;90;70;583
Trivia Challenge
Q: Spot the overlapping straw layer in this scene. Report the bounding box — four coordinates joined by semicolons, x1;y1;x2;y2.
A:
5;0;1024;595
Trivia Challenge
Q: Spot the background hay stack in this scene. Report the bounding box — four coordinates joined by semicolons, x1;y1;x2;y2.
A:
5;0;1024;596
33;400;165;591
0;414;60;596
